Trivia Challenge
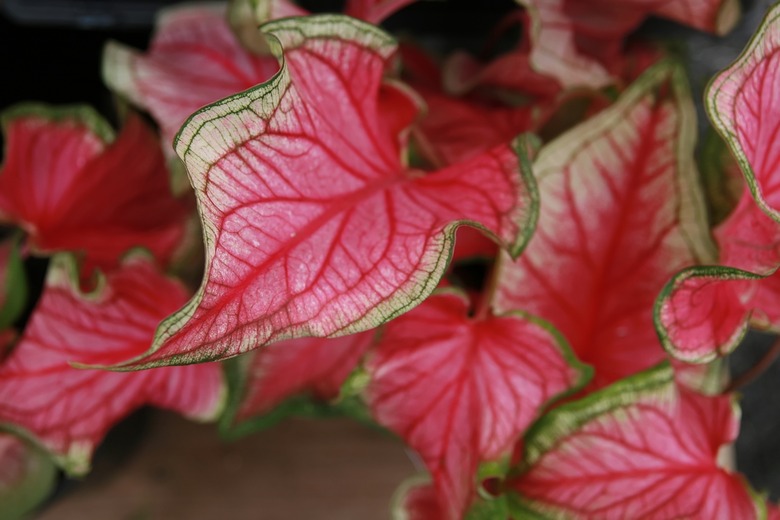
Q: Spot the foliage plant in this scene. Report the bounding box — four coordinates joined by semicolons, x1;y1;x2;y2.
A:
1;0;780;518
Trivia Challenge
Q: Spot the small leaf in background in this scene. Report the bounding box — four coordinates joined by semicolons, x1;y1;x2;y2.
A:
707;1;780;222
0;434;57;520
365;290;588;518
517;0;739;88
496;63;714;389
222;332;373;434
120;16;536;368
0;255;224;475
509;364;762;519
0;106;187;272
103;3;280;158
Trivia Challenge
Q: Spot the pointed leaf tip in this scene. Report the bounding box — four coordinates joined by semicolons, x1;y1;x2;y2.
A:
118;15;537;369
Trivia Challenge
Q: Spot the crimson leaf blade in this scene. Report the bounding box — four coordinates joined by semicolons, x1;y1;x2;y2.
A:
0;255;225;474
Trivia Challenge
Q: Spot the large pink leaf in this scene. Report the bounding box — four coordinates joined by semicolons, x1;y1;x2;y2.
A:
0;255;225;474
365;291;588;519
518;0;739;88
115;16;536;369
509;364;761;519
707;3;780;223
231;331;373;424
0;106;187;271
495;63;714;389
103;3;280;158
0;434;57;519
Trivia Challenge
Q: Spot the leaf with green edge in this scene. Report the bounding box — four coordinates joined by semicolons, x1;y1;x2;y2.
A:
111;15;537;369
517;0;739;89
392;475;512;520
0;434;57;520
365;289;589;519
103;3;281;159
0;235;27;330
508;364;763;520
0;254;225;475
495;62;714;390
219;331;374;437
707;2;780;224
0;105;187;272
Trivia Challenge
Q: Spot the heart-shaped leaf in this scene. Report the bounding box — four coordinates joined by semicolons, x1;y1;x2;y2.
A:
707;2;780;223
0;105;187;271
508;364;762;519
496;62;714;389
116;15;537;369
245;0;416;25
365;290;589;519
103;3;281;158
0;255;225;474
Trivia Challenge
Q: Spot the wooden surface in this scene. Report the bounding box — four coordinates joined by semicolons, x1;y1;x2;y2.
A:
37;411;416;519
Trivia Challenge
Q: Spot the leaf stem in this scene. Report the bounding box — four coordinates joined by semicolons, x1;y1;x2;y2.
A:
723;336;780;394
475;255;501;321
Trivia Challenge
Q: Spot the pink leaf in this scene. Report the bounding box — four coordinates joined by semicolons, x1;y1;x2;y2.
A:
0;255;224;474
118;16;536;368
519;0;739;88
103;3;280;157
496;63;714;389
0;106;187;271
365;291;588;519
707;3;780;223
232;331;373;423
509;364;762;519
413;88;543;166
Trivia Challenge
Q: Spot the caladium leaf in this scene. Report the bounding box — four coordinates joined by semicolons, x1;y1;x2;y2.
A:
707;2;780;223
392;476;510;520
413;88;543;166
0;255;225;475
116;16;537;369
496;63;714;389
508;364;762;520
0;105;187;271
225;331;373;429
518;0;739;88
365;290;589;519
0;434;57;520
103;3;281;158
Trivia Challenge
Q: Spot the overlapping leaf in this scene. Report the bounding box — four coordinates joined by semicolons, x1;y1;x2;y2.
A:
518;0;739;88
103;3;280;157
496;63;714;389
0;106;187;270
707;2;780;222
657;6;780;362
226;331;373;430
116;16;536;368
0;255;224;474
365;290;588;519
509;364;762;519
